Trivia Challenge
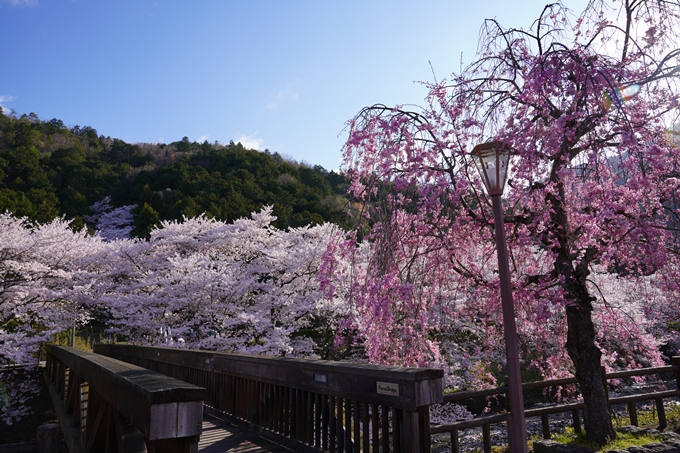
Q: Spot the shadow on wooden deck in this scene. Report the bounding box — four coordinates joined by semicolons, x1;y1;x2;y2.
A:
199;415;293;453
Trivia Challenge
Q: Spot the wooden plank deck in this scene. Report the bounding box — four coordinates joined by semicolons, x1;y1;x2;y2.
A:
199;414;293;453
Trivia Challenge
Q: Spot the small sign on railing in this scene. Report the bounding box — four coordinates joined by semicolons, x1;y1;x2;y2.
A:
312;372;328;384
377;381;399;396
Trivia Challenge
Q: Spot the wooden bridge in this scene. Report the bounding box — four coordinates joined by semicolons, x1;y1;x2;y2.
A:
44;344;680;453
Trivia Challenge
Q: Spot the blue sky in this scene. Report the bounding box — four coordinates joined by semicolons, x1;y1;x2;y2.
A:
1;0;587;170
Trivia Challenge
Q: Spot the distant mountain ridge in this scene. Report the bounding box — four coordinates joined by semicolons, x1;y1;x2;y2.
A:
0;110;349;236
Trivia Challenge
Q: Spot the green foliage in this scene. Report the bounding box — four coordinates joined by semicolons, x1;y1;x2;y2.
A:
547;426;663;452
612;402;680;427
52;329;92;352
132;202;160;239
0;110;349;233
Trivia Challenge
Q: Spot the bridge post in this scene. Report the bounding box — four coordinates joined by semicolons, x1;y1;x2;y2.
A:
45;345;204;453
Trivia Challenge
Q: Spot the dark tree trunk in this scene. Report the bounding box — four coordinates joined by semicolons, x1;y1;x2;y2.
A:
549;174;616;446
565;295;616;446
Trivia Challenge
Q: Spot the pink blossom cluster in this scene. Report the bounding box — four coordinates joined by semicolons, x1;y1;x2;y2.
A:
323;0;680;404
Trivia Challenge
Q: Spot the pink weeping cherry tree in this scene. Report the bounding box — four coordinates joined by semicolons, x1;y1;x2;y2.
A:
325;0;680;445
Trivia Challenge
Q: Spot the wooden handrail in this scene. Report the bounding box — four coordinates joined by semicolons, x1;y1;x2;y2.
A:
443;386;509;402
433;357;680;453
45;345;205;452
430;413;509;434
609;389;679;405
607;365;677;379
95;344;444;453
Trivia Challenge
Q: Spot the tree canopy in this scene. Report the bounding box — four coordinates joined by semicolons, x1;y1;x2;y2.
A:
0;209;346;424
328;0;680;445
0;110;349;236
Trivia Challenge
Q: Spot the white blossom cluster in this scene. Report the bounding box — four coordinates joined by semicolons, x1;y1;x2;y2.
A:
0;207;346;423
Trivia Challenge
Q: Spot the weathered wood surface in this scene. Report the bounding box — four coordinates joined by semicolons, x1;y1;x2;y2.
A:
94;344;443;411
199;415;292;453
46;345;206;452
95;344;444;453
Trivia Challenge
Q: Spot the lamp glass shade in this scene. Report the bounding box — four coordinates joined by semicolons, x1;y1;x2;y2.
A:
472;142;510;196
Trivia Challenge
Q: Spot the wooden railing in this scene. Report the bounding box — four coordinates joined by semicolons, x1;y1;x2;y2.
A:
431;356;680;453
45;345;205;453
94;344;444;453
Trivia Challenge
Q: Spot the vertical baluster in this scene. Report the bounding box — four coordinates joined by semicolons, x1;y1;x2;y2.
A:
393;408;401;453
253;380;260;424
656;398;667;431
450;428;459;453
259;381;264;426
284;387;291;438
239;378;248;420
673;356;680;392
234;377;239;418
265;383;271;431
345;398;353;452
418;405;431;453
80;382;88;436
238;378;244;419
297;389;304;442
269;384;279;433
269;384;275;432
251;380;257;423
46;353;51;382
57;363;64;395
83;386;106;450
571;409;582;433
298;390;309;442
226;375;232;414
306;391;313;445
291;388;298;440
231;375;237;416
243;379;248;421
541;413;551;439
323;395;330;451
353;400;360;452
371;404;379;453
362;402;370;453
315;393;322;448
628;401;639;426
51;355;56;384
330;396;337;453
277;385;284;434
65;369;76;414
382;406;390;453
214;373;220;411
249;379;254;421
65;367;72;404
338;397;345;452
482;423;491;453
209;371;215;407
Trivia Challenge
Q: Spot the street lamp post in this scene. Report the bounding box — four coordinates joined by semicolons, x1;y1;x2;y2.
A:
471;141;528;453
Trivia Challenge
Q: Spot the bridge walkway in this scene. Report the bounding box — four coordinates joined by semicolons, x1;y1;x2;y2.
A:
198;414;291;453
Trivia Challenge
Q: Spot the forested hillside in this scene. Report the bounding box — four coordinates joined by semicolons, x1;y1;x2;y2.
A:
0;110;349;236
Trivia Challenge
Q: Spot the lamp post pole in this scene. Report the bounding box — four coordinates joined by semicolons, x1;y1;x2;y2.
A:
491;193;528;453
471;141;527;453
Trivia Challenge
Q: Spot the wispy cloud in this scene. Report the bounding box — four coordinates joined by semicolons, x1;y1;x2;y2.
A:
234;134;264;150
0;0;39;7
264;87;299;110
0;95;16;114
197;135;210;143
